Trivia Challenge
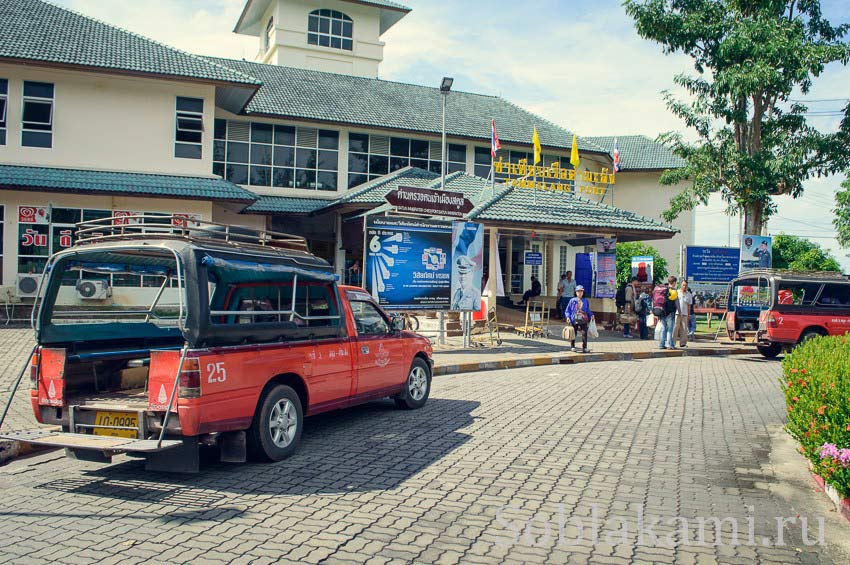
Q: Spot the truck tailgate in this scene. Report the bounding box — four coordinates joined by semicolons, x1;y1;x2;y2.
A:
0;428;182;453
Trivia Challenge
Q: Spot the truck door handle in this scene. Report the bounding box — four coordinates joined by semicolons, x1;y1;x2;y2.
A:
361;346;369;354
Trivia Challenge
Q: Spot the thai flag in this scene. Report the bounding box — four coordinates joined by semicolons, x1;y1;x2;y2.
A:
491;118;501;158
613;137;620;172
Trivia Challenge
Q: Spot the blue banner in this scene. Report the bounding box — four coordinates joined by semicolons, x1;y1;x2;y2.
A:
575;253;594;296
685;246;741;283
365;216;452;310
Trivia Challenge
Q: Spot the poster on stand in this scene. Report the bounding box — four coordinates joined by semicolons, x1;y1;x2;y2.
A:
630;256;654;285
740;235;772;271
596;237;617;253
365;216;452;310
595;253;617;298
450;221;484;311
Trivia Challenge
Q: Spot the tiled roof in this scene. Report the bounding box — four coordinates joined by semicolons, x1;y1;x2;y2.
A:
243;195;332;214
585;135;686;171
0;0;260;86
313;167;676;235
349;0;410;11
205;58;607;154
0;164;256;202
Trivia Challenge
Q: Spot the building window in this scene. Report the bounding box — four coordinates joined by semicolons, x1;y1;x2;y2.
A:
559;245;568;278
263;18;274;52
347;133;467;189
0;79;7;146
22;81;54;148
308;9;353;51
175;97;204;159
214;119;339;191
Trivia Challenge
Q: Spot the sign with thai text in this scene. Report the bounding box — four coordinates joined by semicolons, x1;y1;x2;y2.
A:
385;185;474;218
685;246;740;283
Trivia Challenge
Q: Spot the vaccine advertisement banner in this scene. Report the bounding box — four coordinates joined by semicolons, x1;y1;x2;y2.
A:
450;221;484;311
630;256;654;285
685;246;741;283
595;253;617;299
365;216;452;310
740;235;773;271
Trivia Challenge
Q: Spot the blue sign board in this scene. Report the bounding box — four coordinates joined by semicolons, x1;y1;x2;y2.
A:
575;253;594;296
365;216;452;310
685;246;741;283
524;251;543;266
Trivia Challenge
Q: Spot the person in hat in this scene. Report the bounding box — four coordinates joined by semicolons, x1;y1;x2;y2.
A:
565;285;595;353
451;254;481;310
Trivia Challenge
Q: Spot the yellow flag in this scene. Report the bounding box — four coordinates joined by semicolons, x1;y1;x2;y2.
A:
532;127;542;165
570;133;580;168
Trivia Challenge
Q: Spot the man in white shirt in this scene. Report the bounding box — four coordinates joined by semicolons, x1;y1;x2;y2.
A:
674;279;694;347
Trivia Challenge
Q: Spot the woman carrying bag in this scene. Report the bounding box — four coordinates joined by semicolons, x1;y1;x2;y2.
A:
565;285;595;353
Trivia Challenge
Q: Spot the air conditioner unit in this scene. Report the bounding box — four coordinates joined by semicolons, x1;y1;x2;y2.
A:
76;280;112;300
16;274;43;298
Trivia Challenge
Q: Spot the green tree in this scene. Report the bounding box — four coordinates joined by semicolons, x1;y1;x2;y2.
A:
835;175;850;248
616;242;668;287
772;234;841;272
624;0;850;236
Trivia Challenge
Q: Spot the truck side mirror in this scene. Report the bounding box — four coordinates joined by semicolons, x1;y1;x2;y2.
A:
391;316;406;332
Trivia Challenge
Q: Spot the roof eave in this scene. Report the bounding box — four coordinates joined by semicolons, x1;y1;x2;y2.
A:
0;183;255;204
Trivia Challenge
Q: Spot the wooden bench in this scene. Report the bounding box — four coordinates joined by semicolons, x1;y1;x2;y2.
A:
694;307;726;328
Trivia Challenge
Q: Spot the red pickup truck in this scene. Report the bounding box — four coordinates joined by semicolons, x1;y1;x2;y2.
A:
0;216;433;472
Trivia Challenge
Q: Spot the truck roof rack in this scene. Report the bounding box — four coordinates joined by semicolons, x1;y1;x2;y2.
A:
74;214;310;253
737;268;849;281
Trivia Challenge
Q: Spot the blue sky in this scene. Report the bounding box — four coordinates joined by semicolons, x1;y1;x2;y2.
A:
54;0;850;270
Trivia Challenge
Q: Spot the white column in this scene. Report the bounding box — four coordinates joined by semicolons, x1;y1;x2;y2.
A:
486;226;498;310
334;212;345;281
505;237;513;298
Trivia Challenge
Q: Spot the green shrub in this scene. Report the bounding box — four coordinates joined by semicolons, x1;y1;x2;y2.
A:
781;335;850;498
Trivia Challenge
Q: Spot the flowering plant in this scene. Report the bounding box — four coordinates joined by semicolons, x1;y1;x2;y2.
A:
781;335;850;498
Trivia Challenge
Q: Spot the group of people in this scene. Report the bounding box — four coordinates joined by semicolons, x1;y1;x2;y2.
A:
619;276;695;349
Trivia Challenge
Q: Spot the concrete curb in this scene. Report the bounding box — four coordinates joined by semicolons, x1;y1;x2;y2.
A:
433;346;755;376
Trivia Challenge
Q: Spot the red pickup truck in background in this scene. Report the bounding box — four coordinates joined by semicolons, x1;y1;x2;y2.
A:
0;217;433;473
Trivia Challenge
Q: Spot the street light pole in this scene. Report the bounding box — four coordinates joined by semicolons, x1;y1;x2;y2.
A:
440;77;453;190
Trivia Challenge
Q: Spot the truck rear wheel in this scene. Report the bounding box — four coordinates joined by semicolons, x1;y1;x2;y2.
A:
247;384;303;462
757;343;782;359
394;358;431;410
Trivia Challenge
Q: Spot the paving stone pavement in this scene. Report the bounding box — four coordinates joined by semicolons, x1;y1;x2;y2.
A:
0;355;847;564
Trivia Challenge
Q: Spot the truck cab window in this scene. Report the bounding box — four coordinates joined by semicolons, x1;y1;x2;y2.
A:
350;301;389;335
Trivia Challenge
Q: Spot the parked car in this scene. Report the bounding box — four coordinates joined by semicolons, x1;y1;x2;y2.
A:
726;269;850;358
0;216;432;472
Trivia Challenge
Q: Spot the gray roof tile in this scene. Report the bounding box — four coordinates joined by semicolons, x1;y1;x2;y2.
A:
0;164;255;202
585;135;686;171
244;196;331;214
0;0;260;86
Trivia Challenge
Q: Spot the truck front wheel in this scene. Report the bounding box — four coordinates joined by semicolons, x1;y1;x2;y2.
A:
247;384;303;462
394;358;431;410
756;343;782;359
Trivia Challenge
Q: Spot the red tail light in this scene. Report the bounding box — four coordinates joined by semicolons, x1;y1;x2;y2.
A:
178;357;201;398
29;348;41;390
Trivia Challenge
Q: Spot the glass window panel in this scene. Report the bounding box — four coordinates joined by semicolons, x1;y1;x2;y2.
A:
213;162;225;178
52;226;76;251
18;224;50;256
82;209;111;221
175;143;202;159
250;166;271;186
390;137;409;156
348;173;367;189
342;38;353;51
308;15;319;32
331;10;342;19
429;161;442;174
0;98;6;125
348;153;368;173
318;129;339;149
319;35;330;47
349;133;369;153
214;118;227;139
226;164;249;185
475;146;491;164
342;21;353;38
18;257;46;275
113;274;142;287
250;143;272;165
369;155;388;175
251;122;273;143
295;169;316;189
176;129;202;143
410;139;429;159
22;131;52;148
319;18;330;33
213;140;226;161
308;33;319;45
23;81;54;98
176;97;203;113
317;171;337;191
273;168;293;188
226;141;249;163
448;144;466;163
410;159;428;170
447;162;466;173
390;157;408;172
274;125;295;145
51;208;81;224
330;37;341;49
317;149;338;170
296;148;316;168
0;79;6;95
332;20;342;35
273;145;294;167
23;101;52;125
0;130;5;145
474;164;491;178
319;9;331;17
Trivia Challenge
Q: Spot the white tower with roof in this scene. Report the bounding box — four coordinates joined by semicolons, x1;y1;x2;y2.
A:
233;0;410;78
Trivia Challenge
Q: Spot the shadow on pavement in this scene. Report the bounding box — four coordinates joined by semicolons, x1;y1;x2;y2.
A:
32;397;479;505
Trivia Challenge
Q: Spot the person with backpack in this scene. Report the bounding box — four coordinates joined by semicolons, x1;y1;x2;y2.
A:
674;279;694;347
635;289;650;339
565;285;594;353
621;277;638;338
652;275;678;349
